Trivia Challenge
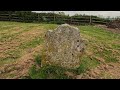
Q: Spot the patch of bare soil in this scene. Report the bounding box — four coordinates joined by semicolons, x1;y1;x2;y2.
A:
0;27;46;79
76;47;120;79
75;61;120;79
0;28;44;61
0;45;43;79
95;24;120;34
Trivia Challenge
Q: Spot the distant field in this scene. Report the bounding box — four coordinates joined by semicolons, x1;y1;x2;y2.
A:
0;21;120;79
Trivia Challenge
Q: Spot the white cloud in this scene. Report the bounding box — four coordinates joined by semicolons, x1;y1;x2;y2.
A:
32;11;120;18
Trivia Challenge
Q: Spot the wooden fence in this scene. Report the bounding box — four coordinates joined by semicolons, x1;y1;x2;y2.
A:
0;13;108;25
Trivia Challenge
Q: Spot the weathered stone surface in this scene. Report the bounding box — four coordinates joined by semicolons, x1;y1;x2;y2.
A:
45;24;85;69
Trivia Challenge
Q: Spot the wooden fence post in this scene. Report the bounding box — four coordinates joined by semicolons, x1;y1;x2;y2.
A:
53;11;55;23
90;15;92;24
38;14;39;22
9;13;11;21
71;17;72;24
54;15;55;23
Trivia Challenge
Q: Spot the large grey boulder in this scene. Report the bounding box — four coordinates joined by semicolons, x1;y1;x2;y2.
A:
44;24;85;69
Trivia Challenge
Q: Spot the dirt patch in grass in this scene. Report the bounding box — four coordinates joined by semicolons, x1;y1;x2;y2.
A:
95;24;120;34
0;22;120;79
0;27;45;64
0;22;47;79
77;62;120;79
0;45;43;79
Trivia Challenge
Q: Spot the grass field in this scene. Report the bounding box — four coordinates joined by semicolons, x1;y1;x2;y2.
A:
0;21;120;79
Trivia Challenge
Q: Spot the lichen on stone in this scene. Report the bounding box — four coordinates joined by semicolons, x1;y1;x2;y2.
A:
44;24;85;69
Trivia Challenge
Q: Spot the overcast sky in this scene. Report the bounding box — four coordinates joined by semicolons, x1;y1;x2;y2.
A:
32;11;120;18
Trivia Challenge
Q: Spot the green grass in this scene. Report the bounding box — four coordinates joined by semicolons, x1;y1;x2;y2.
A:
29;64;71;79
29;55;79;79
78;25;120;63
0;21;46;66
0;49;21;65
79;25;120;41
19;37;44;49
29;55;71;79
28;54;100;79
42;24;58;30
77;55;100;74
5;49;21;58
0;36;44;65
0;58;16;65
0;21;120;79
34;54;42;66
112;44;120;49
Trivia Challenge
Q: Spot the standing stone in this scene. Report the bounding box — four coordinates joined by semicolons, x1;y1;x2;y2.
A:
44;24;85;69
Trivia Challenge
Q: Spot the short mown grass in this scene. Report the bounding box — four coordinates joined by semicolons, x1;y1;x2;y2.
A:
29;55;79;79
0;21;46;66
29;65;71;79
28;54;100;79
0;22;120;79
78;25;120;63
77;55;100;74
19;37;44;49
34;54;42;66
